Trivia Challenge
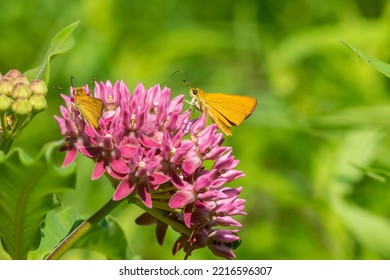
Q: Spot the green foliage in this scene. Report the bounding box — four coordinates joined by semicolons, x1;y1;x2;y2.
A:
342;41;390;79
24;21;79;85
0;141;76;259
71;216;128;259
28;208;75;260
30;208;128;260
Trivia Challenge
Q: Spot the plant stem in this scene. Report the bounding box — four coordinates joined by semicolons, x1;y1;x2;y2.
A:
129;196;191;236
45;198;124;260
46;183;191;259
0;137;13;154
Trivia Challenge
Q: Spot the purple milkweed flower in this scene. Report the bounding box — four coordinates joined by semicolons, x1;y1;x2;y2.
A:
55;80;246;259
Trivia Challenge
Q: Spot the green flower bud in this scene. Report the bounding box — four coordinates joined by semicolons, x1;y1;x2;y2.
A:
12;99;32;115
29;80;48;96
0;78;14;96
11;82;32;100
29;94;47;112
4;69;22;81
0;95;11;112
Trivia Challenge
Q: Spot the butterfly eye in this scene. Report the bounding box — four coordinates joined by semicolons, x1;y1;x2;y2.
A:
192;89;198;95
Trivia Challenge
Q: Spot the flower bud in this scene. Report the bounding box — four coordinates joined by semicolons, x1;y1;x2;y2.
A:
4;69;22;81
12;99;32;115
0;78;14;96
0;95;11;112
29;79;48;96
11;82;32;100
13;75;30;85
29;94;47;112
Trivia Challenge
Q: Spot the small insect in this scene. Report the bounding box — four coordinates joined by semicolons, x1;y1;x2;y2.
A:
226;239;242;250
188;87;257;136
71;77;103;129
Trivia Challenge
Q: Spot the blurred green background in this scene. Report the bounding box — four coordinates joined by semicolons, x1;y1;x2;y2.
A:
2;0;390;259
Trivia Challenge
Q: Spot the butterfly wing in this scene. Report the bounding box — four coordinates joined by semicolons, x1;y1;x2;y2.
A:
203;93;257;126
74;88;104;129
190;88;258;135
204;105;233;135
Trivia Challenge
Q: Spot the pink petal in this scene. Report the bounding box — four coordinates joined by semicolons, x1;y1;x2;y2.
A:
140;134;162;148
113;179;135;200
136;182;152;208
54;115;66;133
62;147;77;167
221;186;243;197
169;191;194;209
204;146;228;160
91;160;105;180
111;158;129;174
148;172;170;185
182;156;202;174
172;235;187;256
194;170;217;192
183;203;194;228
78;146;100;158
190;114;206;135
209;243;236;260
120;145;136;158
222;170;244;181
60;93;72;110
198;189;220;200
107;167;128;180
168;94;184;113
214;216;242;227
170;171;186;190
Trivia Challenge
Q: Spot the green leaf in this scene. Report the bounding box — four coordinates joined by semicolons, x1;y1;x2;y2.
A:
28;208;76;260
0;141;76;259
313;129;384;197
313;129;390;257
349;163;390;183
333;199;390;258
30;207;128;260
24;21;80;85
342;40;390;78
72;216;128;260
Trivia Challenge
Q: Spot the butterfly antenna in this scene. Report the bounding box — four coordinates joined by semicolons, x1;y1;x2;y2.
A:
161;70;190;87
180;72;192;89
183;79;191;89
70;76;77;87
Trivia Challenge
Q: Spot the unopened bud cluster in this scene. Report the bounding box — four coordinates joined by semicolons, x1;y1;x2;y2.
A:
0;69;48;142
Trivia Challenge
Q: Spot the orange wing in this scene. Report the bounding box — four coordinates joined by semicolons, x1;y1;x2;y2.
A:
204;93;257;125
74;87;103;129
189;88;257;135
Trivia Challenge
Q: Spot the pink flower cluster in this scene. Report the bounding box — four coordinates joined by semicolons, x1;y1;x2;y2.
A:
55;81;246;259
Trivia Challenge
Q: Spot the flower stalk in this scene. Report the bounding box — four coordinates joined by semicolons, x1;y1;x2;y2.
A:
46;198;125;260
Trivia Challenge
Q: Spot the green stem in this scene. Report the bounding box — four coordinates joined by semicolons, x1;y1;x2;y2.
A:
45;198;124;260
46;178;191;259
0;113;7;136
129;196;191;236
0;113;14;154
0;137;14;154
